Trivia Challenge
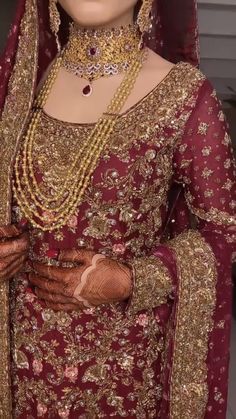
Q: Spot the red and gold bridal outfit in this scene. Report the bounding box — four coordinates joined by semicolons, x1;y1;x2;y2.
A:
0;1;235;418
10;62;236;418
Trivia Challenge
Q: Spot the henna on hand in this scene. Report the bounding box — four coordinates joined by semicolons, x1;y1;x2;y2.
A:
0;225;29;282
30;248;132;311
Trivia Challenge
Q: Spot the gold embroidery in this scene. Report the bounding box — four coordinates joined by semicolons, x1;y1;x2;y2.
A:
127;256;173;315
201;168;214;180
0;0;39;416
10;63;208;416
18;62;205;259
201;146;212;157
168;230;217;419
197;122;209;135
11;276;163;417
5;42;232;417
185;191;236;226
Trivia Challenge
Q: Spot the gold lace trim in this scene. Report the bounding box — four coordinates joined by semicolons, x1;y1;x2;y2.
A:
168;230;217;419
0;0;39;416
185;191;236;226
127;256;173;315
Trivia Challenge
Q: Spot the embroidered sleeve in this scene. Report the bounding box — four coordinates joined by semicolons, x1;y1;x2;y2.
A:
128;255;174;314
127;78;235;316
173;79;236;230
126;79;235;417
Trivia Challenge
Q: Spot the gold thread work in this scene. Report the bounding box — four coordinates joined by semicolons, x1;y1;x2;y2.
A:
0;0;39;416
62;23;141;82
13;35;147;231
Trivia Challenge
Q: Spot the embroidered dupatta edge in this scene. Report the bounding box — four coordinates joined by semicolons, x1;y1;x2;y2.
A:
0;0;39;415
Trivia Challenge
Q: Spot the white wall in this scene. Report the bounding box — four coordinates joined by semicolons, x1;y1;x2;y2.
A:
198;0;236;97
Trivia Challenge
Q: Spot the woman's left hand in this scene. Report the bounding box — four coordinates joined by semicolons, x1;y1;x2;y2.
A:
29;249;132;311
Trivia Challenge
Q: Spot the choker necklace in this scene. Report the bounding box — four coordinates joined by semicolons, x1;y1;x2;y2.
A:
61;23;141;97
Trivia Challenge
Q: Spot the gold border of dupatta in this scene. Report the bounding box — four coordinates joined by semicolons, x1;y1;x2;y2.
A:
169;230;217;419
0;0;38;415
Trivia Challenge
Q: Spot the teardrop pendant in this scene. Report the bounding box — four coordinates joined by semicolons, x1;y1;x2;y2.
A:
82;83;93;97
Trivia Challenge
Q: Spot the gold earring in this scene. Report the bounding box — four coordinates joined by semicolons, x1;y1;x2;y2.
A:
49;0;61;52
137;0;153;35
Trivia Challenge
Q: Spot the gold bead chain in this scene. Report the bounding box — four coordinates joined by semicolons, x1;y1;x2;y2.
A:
13;48;147;232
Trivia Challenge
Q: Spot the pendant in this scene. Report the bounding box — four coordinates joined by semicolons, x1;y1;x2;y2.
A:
82;83;93;97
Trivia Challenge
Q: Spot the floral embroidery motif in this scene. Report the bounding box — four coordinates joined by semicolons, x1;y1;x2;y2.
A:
128;256;173;315
9;60;235;418
0;0;39;415
198;122;209;135
168;230;217;419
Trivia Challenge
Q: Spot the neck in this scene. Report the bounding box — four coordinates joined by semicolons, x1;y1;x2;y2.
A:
75;9;135;31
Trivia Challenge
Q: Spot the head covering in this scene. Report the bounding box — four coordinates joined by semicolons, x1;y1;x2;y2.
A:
0;0;199;115
147;0;199;66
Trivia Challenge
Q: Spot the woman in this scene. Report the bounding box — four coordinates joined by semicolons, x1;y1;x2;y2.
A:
0;0;235;417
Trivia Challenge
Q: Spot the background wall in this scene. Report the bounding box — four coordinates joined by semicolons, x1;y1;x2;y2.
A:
198;0;236;97
0;0;15;53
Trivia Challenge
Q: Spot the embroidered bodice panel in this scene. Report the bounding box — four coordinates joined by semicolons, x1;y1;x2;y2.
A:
13;61;235;264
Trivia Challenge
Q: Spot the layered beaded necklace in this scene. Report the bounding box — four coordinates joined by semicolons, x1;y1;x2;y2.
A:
13;24;147;232
62;23;141;97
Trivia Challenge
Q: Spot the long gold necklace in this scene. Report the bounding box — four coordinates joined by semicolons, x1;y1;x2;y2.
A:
62;23;141;97
13;41;147;232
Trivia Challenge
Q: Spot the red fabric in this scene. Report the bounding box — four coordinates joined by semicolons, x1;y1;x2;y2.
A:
1;1;234;418
0;1;26;111
147;0;199;66
173;81;234;418
11;76;235;419
156;79;235;418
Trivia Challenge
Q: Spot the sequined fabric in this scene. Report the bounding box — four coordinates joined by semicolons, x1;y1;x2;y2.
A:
0;1;202;415
9;62;236;418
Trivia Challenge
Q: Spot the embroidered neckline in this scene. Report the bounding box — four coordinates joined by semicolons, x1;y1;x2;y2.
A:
42;61;187;127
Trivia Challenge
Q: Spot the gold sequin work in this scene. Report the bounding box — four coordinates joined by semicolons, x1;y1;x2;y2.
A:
10;62;236;418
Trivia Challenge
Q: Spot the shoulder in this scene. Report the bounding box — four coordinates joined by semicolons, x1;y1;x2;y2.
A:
143;51;225;135
145;48;205;85
144;48;211;103
144;49;217;117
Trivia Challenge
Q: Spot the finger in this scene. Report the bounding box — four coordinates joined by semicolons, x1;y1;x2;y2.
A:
29;273;67;295
0;252;25;272
59;248;95;265
0;225;21;239
7;259;27;280
35;288;78;304
44;301;84;312
0;254;27;281
0;232;29;258
0;254;27;278
32;262;70;283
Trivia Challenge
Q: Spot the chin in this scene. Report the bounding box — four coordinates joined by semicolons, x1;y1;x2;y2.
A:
59;0;136;28
74;14;114;29
60;0;117;28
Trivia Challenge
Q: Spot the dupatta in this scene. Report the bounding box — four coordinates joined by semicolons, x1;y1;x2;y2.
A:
0;1;227;418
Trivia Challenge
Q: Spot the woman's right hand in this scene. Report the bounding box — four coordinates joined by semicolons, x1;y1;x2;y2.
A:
0;225;30;282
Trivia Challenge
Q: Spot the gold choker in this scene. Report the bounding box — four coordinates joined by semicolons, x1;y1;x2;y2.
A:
62;23;141;96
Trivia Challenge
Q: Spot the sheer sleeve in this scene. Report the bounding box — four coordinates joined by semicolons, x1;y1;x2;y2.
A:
126;78;235;418
128;78;235;313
